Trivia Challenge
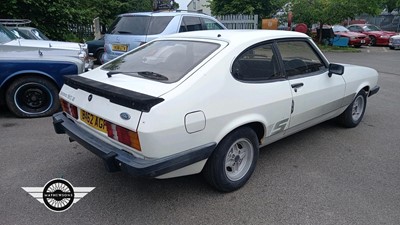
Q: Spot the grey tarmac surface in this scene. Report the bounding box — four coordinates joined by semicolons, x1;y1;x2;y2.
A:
1;46;399;225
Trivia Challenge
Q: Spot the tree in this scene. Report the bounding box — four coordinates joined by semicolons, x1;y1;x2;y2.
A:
209;0;285;19
290;0;383;43
0;0;153;41
382;0;400;12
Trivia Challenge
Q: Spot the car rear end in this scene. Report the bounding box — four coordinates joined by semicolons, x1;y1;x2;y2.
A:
389;35;400;49
348;34;370;46
102;12;177;63
53;37;226;177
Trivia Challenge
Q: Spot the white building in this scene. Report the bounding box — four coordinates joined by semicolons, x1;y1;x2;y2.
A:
187;0;212;15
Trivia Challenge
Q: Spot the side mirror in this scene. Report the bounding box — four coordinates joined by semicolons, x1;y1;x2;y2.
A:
328;63;344;77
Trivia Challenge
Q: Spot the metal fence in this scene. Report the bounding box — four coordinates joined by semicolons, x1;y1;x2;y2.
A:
69;14;260;39
215;14;259;29
68;24;95;39
353;14;400;32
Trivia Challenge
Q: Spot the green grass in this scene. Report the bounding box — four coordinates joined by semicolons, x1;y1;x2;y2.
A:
317;44;361;53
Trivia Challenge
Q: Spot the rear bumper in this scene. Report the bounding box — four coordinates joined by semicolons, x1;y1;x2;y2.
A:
389;42;400;49
52;112;216;178
369;85;380;97
102;52;122;63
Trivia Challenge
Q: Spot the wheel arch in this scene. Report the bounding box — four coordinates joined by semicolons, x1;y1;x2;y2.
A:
215;117;266;146
356;84;370;96
95;47;105;55
0;72;60;105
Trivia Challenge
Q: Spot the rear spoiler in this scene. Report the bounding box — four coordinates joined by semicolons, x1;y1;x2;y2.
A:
64;75;164;112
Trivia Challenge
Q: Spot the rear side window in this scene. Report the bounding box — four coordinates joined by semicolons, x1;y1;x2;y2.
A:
108;15;173;35
102;40;220;83
180;16;203;32
232;43;281;82
203;18;224;30
347;26;362;32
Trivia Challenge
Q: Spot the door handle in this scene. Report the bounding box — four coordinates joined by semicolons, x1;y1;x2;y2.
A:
291;83;304;92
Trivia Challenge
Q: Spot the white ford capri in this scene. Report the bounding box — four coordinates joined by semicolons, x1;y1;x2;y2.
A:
53;30;379;192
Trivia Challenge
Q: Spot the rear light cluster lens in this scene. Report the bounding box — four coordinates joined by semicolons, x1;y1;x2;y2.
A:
60;98;78;119
105;121;141;151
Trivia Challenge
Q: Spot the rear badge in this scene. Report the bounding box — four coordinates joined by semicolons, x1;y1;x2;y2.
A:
88;94;93;102
120;112;131;120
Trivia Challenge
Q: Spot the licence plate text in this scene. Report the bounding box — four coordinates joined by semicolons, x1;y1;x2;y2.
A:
80;110;107;133
112;44;128;52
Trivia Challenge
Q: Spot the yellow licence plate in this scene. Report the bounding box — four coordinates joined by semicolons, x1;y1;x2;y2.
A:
80;109;107;133
112;44;128;52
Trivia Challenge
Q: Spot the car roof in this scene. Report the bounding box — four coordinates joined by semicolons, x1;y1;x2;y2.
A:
119;10;210;17
350;24;375;27
163;29;309;42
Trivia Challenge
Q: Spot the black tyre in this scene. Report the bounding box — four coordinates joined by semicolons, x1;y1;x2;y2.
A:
95;49;104;65
338;91;367;128
203;127;259;192
370;36;376;46
5;76;60;118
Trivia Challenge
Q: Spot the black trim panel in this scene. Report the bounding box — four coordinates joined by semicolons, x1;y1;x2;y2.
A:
64;75;164;112
53;112;216;178
369;85;380;97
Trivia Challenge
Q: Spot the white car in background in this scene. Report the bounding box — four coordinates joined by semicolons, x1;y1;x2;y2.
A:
0;23;92;70
53;30;379;192
389;34;400;49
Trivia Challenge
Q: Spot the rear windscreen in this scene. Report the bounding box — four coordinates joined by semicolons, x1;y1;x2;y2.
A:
102;40;220;83
107;15;174;35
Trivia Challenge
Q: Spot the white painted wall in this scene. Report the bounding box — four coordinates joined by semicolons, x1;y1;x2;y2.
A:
187;0;212;15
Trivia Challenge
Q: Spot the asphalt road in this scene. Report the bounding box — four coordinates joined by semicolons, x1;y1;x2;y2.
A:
1;46;399;225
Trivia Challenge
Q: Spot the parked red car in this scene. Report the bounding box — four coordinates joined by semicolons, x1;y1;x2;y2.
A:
332;25;370;47
347;24;396;46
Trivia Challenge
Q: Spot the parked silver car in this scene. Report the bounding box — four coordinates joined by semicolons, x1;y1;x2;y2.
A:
103;10;226;63
389;35;400;49
0;46;85;117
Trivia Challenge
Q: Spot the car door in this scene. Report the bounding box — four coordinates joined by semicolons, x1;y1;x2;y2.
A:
276;39;346;130
231;42;293;141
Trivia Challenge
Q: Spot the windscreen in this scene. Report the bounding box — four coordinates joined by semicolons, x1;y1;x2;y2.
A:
332;25;349;32
102;40;220;83
31;29;49;40
364;25;381;31
0;24;16;43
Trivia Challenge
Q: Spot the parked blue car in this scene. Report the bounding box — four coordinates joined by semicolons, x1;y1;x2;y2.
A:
0;52;85;117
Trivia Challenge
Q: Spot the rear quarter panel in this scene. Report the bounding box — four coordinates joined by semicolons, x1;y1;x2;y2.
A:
137;46;291;158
